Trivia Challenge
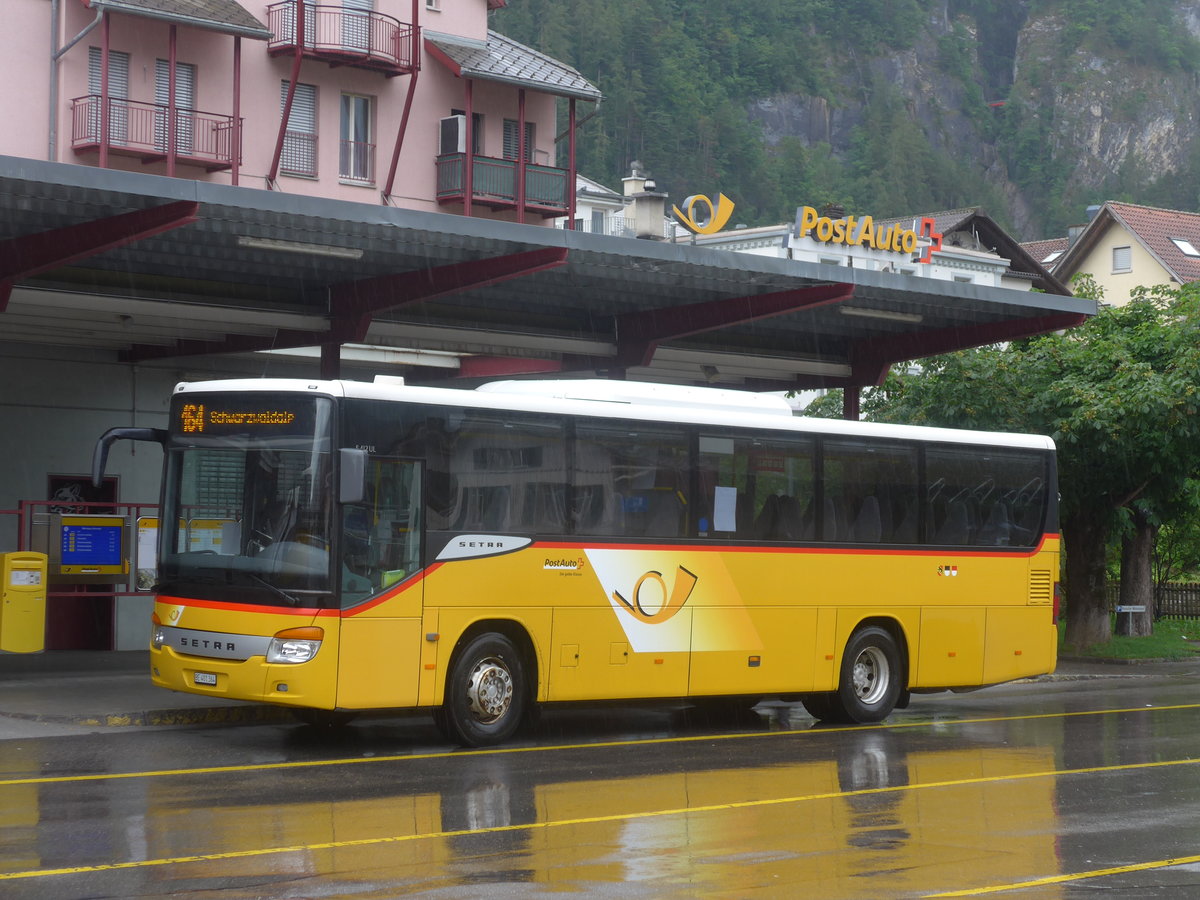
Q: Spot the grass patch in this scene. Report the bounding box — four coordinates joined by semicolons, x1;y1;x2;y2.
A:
1060;617;1200;660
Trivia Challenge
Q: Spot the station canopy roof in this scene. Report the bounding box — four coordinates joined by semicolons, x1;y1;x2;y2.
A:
0;155;1096;391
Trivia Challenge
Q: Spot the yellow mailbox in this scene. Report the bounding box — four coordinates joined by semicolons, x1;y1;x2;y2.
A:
1;552;48;653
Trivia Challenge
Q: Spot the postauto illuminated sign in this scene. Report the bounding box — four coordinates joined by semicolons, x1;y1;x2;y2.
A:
790;206;943;263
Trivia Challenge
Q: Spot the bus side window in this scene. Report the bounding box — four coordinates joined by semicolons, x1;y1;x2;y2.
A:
746;436;815;542
441;412;566;535
575;422;687;538
825;439;917;544
926;447;1045;547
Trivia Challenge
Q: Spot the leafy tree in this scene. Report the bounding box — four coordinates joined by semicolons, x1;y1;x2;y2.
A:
808;278;1200;649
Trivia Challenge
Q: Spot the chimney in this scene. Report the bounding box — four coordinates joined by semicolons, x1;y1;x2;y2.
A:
622;160;649;197
622;161;668;240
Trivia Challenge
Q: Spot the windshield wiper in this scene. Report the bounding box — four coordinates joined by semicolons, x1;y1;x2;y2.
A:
246;572;303;607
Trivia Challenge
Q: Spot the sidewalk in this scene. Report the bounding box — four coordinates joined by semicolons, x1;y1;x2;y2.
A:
0;650;292;731
1;650;1195;736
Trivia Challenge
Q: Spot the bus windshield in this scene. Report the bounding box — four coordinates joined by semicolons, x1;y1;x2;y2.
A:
159;393;336;608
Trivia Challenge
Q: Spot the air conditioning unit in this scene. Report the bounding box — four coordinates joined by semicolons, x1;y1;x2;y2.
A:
439;115;467;155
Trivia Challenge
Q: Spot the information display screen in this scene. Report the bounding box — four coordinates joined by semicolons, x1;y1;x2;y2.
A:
61;519;123;567
54;515;127;578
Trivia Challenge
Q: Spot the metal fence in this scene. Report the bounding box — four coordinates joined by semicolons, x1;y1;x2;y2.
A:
1106;583;1200;619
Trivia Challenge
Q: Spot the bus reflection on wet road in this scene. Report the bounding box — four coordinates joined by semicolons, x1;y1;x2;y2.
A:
2;670;1200;898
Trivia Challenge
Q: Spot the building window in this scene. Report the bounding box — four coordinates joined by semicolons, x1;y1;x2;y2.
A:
590;210;605;234
1170;237;1200;257
503;119;535;162
1112;245;1132;273
87;47;130;144
281;82;318;177
426;0;441;10
340;93;374;183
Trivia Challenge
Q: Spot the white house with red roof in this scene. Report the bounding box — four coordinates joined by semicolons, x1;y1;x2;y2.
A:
1040;201;1200;305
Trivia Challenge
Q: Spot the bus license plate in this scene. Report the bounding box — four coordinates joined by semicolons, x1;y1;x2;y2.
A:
194;672;218;686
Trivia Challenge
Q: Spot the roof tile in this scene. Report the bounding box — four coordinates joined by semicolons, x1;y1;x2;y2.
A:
427;30;601;101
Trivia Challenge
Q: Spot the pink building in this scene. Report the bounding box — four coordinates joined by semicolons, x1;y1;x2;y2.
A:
9;0;600;223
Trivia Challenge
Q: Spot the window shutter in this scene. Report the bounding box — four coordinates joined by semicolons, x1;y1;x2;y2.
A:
87;47;130;144
88;47;129;98
281;82;318;175
503;119;535;162
155;60;196;153
1113;246;1132;272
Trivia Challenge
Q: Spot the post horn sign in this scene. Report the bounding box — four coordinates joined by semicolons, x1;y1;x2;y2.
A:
673;193;736;235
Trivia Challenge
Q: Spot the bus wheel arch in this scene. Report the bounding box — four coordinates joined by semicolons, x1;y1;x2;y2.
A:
805;618;908;724
438;621;538;747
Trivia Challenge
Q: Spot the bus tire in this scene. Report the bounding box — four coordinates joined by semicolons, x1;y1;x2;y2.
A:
834;625;903;723
800;692;838;722
442;633;526;747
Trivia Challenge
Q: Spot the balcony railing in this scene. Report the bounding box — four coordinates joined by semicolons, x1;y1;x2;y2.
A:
267;1;417;76
339;140;375;183
70;95;239;171
436;154;570;216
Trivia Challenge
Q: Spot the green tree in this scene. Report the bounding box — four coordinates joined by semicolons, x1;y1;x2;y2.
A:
820;278;1200;648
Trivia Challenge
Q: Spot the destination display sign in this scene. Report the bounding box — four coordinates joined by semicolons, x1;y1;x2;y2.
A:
172;394;325;437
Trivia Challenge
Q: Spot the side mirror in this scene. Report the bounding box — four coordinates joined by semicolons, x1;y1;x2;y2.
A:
92;427;167;487
339;448;368;504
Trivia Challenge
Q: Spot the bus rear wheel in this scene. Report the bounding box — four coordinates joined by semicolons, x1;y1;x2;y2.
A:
804;626;903;724
441;633;526;747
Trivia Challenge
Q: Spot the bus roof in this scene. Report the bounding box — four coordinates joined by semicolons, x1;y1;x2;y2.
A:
173;377;1056;451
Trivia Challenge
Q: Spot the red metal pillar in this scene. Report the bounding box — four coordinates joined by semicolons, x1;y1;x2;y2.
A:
99;11;110;168
464;79;474;217
843;387;861;421
320;343;340;380
383;0;422;201
383;68;419;200
567;97;577;227
269;0;306;186
232;36;241;186
167;25;177;177
516;89;526;224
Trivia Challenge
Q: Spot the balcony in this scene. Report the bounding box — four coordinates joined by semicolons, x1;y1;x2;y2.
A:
70;96;239;172
267;1;418;77
436;154;570;217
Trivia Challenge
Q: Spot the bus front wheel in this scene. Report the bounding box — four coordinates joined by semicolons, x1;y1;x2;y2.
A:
441;633;526;747
804;626;903;724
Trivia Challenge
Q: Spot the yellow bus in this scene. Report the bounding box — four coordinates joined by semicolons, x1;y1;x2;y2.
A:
95;377;1060;746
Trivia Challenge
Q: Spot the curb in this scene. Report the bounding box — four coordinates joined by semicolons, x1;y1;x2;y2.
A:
0;704;296;728
1057;656;1200;666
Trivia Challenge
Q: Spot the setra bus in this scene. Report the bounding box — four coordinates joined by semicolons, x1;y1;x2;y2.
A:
94;376;1061;746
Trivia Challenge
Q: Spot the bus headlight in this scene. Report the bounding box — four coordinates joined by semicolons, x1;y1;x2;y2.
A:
151;612;164;650
267;626;324;664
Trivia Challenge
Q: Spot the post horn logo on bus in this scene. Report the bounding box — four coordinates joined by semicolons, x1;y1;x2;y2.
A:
791;206;944;263
612;566;698;625
673;193;736;235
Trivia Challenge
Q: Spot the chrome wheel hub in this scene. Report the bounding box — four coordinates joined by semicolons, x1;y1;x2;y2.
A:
851;646;889;705
466;656;513;723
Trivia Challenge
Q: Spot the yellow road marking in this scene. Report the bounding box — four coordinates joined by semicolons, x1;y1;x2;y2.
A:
2;701;1199;788
925;852;1200;896
1;755;1198;882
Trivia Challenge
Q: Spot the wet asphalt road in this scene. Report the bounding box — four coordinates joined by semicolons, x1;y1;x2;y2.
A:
2;663;1200;898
